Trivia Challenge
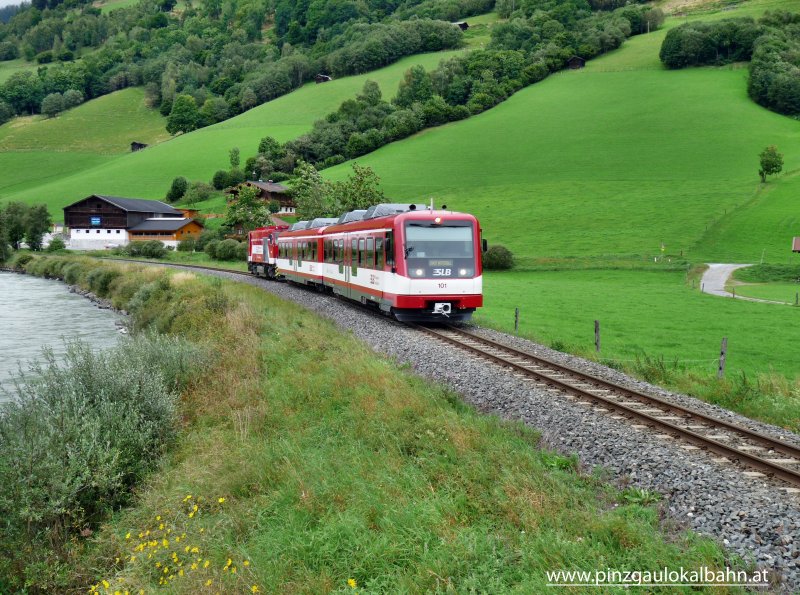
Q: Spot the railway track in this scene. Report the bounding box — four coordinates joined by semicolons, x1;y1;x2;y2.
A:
414;324;800;490
105;259;800;489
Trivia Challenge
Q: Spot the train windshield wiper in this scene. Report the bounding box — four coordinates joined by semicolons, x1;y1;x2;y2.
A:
404;245;414;259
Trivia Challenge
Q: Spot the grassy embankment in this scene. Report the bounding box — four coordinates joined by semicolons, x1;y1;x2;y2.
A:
1;253;741;593
0;58;38;84
0;50;465;219
314;0;800;429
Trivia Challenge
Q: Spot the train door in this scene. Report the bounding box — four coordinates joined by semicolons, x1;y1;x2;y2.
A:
346;237;358;299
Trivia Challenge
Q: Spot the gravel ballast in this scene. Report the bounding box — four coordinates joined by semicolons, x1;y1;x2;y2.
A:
162;265;800;591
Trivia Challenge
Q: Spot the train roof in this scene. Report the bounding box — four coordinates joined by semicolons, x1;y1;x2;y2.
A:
278;209;476;239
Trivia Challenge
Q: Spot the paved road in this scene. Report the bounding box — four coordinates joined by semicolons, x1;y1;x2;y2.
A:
701;263;788;304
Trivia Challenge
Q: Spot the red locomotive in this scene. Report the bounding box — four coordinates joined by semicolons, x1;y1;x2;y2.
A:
247;224;289;279
248;204;484;322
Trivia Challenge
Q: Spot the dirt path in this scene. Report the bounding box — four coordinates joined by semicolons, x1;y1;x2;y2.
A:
701;263;788;304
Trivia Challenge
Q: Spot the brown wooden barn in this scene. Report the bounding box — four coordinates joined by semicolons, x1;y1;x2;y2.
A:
568;56;586;69
63;195;201;249
128;218;204;242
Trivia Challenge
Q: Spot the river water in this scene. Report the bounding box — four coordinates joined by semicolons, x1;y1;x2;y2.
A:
0;271;123;401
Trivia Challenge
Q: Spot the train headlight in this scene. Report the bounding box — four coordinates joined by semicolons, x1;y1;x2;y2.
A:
414;268;425;277
458;268;472;277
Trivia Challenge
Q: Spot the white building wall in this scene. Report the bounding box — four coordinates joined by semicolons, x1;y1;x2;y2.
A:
68;228;128;250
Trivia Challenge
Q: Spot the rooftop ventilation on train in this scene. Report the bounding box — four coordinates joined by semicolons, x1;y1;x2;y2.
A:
308;217;340;229
363;203;427;220
337;210;367;224
289;220;310;231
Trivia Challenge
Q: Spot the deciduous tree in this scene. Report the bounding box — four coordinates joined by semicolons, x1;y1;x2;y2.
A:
759;145;783;182
292;161;330;219
224;184;269;232
166;94;200;134
24;204;52;250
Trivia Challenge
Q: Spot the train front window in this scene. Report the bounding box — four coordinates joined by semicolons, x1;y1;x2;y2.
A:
404;221;475;278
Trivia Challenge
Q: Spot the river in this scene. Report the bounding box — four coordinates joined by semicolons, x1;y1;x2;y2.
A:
0;271;123;401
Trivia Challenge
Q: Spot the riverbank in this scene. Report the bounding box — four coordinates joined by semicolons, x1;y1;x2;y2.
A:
1;254;741;593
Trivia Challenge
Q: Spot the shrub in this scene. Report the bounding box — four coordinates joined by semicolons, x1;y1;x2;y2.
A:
228;168;246;185
62;89;84;109
46;236;66;252
139;240;167;259
204;239;221;259
9;252;34;270
214;238;242;261
165;176;188;202
195;228;223;251
183;181;213;205
177;237;196;252
86;267;121;296
41;92;65;118
483;244;514;270
0;335;196;591
0;100;13;125
212;169;230;190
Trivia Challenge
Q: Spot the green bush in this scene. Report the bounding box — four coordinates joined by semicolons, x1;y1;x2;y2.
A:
204;239;221;259
212;169;230;190
46;236;66;252
86;267;121;296
177;237;196;252
63;261;86;285
195;228;223;251
123;240;167;259
214;238;242;261
0;335;196;592
165;176;188;202
9;252;34;270
483;244;514;270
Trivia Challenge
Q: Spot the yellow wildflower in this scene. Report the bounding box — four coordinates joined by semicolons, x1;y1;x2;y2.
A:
125;532;131;540
199;528;205;533
348;578;357;588
217;497;225;504
179;569;184;577
156;516;161;521
205;579;213;586
251;587;260;593
102;580;110;588
159;523;164;531
155;562;161;568
130;556;136;563
184;546;190;553
231;567;237;574
203;560;210;569
191;563;198;570
183;494;192;502
192;504;198;512
162;539;169;547
190;546;199;553
243;560;250;567
188;512;195;518
225;559;232;568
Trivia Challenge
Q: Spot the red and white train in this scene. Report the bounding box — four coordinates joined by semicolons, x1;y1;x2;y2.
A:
247;204;484;322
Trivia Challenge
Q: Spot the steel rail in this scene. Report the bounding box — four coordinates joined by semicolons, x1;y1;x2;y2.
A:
414;324;800;488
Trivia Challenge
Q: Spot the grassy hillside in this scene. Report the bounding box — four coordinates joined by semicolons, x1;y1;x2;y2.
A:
0;88;169;154
0;50;464;218
0;59;37;84
322;26;800;264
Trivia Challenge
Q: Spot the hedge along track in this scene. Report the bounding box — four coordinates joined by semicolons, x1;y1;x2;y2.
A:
414;324;800;491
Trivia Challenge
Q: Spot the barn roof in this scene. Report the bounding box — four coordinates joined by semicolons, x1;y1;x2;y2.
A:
64;195;182;215
250;181;289;193
129;218;199;232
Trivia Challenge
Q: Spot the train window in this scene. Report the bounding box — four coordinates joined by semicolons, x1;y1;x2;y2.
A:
366;238;374;269
351;239;358;275
385;232;394;266
376;238;384;269
358;238;365;266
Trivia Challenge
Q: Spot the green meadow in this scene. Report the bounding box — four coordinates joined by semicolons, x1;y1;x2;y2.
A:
0;58;37;84
0;50;464;217
0;87;169;154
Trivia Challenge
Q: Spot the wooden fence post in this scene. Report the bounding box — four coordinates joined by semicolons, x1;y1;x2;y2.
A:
514;307;520;335
717;337;728;378
594;320;600;353
795;292;798;306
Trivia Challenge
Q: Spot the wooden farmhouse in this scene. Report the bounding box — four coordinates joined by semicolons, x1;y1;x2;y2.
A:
227;180;296;214
63;195;202;249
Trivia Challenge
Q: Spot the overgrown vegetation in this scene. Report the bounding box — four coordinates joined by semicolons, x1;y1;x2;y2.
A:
735;263;800;283
0;0;465;129
0;200;52;253
659;11;800;117
0;255;737;592
483;244;514;270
